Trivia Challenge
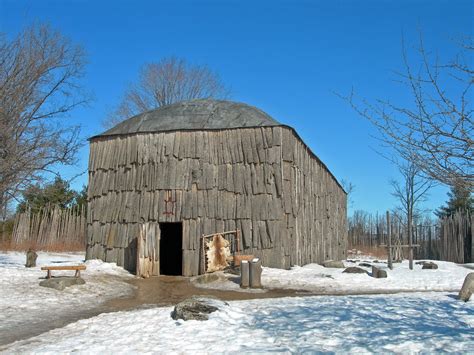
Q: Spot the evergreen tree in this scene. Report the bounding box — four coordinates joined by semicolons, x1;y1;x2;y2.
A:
17;177;78;213
71;185;88;212
436;183;473;217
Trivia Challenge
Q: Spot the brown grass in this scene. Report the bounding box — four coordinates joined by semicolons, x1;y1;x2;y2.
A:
0;240;85;252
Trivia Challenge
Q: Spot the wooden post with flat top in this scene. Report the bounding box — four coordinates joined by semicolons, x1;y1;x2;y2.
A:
249;258;262;288
240;260;249;288
386;211;393;270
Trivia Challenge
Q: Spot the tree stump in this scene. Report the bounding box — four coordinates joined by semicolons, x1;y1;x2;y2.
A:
25;249;38;268
459;273;474;302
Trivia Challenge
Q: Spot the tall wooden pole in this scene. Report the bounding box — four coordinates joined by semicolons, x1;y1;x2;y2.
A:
471;214;474;264
386;211;392;270
1;205;5;245
408;212;414;270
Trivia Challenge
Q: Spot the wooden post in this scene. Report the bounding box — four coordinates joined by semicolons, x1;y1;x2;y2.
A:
240;260;249;288
1;194;7;245
471;214;474;263
236;229;241;254
201;235;205;274
408;223;414;270
249;258;262;288
428;225;432;259
136;228;141;277
386;211;393;270
25;248;38;268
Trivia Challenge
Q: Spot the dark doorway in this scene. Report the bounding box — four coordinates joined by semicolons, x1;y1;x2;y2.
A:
159;222;183;275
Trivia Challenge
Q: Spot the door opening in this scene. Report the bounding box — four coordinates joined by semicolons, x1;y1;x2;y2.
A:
159;222;183;275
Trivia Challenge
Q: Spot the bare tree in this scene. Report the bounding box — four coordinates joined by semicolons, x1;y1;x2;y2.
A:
341;178;355;207
390;161;434;269
0;24;88;213
343;35;473;188
104;56;230;128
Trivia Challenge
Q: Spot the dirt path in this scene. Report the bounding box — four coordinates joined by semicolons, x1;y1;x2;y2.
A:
105;275;460;310
106;275;309;310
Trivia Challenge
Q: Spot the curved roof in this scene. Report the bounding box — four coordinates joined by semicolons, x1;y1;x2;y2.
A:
96;99;281;137
91;99;346;193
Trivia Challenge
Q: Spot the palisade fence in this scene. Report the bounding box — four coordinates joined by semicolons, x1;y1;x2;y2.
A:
348;210;473;263
11;205;86;251
439;211;473;263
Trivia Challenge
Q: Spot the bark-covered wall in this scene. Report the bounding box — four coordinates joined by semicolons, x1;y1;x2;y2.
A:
86;126;347;276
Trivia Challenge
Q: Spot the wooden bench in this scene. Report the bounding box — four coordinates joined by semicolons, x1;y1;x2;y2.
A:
41;265;86;279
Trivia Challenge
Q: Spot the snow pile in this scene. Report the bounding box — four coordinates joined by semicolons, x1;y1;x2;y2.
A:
0;252;134;344
5;292;473;353
262;260;471;293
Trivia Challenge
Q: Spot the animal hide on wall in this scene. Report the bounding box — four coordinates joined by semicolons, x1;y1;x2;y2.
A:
206;234;231;272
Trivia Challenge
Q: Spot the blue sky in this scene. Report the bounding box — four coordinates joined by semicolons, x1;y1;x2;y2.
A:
1;0;472;215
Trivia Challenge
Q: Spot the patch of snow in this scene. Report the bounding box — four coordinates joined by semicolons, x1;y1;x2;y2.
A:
197;259;472;294
261;260;470;293
4;292;473;353
0;252;134;344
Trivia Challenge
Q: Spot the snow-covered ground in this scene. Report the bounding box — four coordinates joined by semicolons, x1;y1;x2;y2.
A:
0;252;134;344
263;259;471;292
196;259;472;294
4;292;473;353
1;252;473;353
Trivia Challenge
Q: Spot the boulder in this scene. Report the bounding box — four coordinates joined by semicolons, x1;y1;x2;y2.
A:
422;262;438;270
343;266;367;274
372;266;387;278
25;249;38;268
39;277;85;291
322;260;345;268
459;273;474;302
171;296;227;321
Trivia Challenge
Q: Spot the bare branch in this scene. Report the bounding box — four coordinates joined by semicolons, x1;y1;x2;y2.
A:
103;56;230;128
0;24;89;211
338;34;473;188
